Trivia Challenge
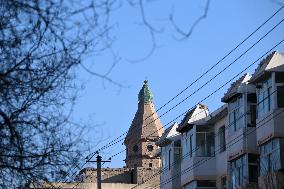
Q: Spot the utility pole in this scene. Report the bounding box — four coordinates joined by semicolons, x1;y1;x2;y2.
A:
87;154;111;189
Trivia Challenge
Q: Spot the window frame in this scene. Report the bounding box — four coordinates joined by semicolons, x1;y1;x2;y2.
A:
230;155;246;189
260;138;281;176
228;95;244;134
256;76;273;118
196;131;215;157
219;125;226;153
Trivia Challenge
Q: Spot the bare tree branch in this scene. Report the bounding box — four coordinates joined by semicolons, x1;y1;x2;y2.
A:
170;0;210;40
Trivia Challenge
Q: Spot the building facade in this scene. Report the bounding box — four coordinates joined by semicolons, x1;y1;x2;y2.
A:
159;51;284;189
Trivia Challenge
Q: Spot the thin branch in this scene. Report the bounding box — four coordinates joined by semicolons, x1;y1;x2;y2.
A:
170;0;210;40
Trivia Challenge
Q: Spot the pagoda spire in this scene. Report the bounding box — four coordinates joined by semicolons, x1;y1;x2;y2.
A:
124;80;164;169
138;80;153;103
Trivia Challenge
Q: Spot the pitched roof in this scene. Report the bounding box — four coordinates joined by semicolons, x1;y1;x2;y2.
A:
176;104;209;132
178;105;227;134
193;104;227;126
221;73;251;102
250;51;284;83
156;122;180;147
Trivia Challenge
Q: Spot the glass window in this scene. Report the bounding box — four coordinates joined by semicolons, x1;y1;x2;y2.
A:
163;145;171;169
196;132;206;156
221;177;227;189
196;180;216;187
228;96;244;134
257;77;273;118
247;105;256;127
189;134;192;157
260;138;281;176
275;72;284;83
184;181;196;189
182;134;188;157
168;148;171;170
219;126;226;153
196;131;214;157
248;154;259;183
183;133;193;157
174;143;182;165
277;86;284;108
230;155;246;189
133;145;138;152
147;144;154;151
162;147;166;168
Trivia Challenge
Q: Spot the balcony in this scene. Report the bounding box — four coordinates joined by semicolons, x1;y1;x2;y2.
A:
256;109;284;145
226;127;258;160
180;155;216;186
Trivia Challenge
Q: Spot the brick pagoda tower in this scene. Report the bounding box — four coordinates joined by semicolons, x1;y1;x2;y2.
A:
124;80;164;169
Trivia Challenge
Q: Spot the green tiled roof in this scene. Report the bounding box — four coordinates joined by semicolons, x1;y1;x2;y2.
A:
138;80;153;103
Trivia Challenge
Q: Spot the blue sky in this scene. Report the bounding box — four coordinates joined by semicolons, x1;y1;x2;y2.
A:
70;0;284;168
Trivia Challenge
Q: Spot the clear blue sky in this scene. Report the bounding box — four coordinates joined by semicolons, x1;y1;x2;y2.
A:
70;0;284;168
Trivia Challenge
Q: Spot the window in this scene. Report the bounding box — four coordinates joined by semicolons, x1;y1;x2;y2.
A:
147;144;154;151
189;135;192;157
228;96;244;134
184;181;196;189
219;126;226;153
174;141;182;164
260;138;281;176
230;155;246;189
183;133;193;157
248;154;259;183
133;145;138;152
196;180;216;187
161;147;166;168
184;180;216;189
149;163;152;168
163;145;171;169
221;177;227;189
168;149;171;170
257;77;272;118
247;105;256;127
275;72;284;108
196;131;214;157
277;86;284;108
275;72;284;83
185;137;188;155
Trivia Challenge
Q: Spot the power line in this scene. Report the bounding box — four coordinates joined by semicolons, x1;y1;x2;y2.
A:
54;20;284;189
153;108;284;189
60;32;283;189
66;38;283;189
102;20;284;161
71;38;284;189
87;4;284;157
93;13;284;155
70;89;283;189
49;6;284;188
131;89;278;188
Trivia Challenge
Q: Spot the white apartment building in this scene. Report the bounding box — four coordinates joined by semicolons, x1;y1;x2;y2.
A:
158;51;284;189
